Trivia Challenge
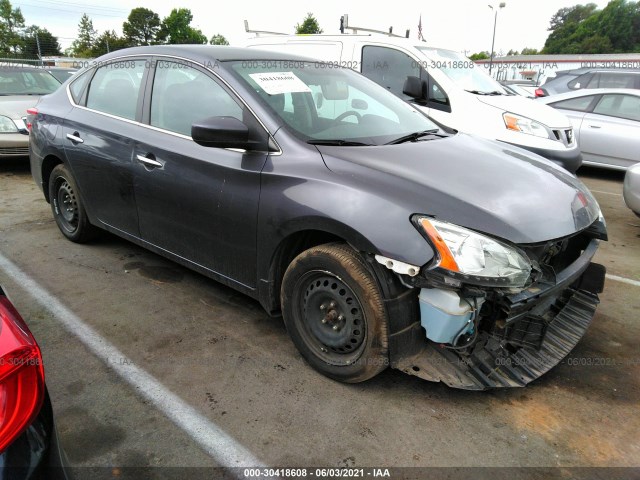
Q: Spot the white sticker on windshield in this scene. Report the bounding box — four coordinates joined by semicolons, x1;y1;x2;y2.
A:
249;72;311;95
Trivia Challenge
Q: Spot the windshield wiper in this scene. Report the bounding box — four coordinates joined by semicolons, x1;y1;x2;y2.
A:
307;139;372;146
385;129;443;145
465;89;505;96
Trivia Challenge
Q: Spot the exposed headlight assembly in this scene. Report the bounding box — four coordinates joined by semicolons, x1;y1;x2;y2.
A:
503;112;551;139
414;216;532;288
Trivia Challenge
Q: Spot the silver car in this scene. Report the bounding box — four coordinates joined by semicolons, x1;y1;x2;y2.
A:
539;88;640;170
624;162;640;216
0;64;61;158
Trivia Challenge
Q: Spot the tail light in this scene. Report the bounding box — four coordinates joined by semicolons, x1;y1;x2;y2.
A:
0;293;45;454
25;108;38;131
534;88;546;97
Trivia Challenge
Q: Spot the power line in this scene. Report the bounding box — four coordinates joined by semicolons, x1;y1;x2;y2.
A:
24;0;128;13
14;1;126;18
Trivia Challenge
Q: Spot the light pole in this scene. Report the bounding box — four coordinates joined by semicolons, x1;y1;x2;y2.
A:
488;2;506;76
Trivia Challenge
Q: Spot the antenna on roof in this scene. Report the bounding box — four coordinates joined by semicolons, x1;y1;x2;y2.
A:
244;20;287;36
339;14;410;38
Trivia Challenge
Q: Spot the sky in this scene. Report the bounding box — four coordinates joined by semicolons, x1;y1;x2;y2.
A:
13;0;614;55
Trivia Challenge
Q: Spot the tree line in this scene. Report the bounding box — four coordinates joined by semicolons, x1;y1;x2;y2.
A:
0;1;231;59
470;0;639;59
0;7;325;60
70;8;230;58
0;0;62;57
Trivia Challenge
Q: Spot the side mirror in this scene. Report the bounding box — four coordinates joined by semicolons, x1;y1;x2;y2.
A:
403;76;424;100
191;116;257;149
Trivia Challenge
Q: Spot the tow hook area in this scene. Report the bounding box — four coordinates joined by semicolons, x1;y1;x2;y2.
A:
374;255;420;277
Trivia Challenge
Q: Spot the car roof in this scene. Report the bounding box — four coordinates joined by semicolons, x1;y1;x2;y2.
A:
95;45;321;65
538;88;640;103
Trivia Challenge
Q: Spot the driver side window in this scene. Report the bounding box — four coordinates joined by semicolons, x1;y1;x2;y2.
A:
150;61;242;136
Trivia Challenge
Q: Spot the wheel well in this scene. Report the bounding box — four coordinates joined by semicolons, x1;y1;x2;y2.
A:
41;155;64;203
268;230;345;313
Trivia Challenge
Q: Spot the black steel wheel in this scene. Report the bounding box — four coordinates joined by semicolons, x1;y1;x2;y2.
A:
281;243;388;383
48;164;97;243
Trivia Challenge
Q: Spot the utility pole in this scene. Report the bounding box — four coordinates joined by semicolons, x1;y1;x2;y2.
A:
36;32;43;66
488;2;506;76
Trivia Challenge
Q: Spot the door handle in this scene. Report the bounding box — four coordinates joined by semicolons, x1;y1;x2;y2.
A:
66;132;84;143
588;125;602;129
136;154;163;168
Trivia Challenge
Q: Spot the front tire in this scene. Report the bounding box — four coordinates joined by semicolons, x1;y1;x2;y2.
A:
48;164;97;243
281;243;389;383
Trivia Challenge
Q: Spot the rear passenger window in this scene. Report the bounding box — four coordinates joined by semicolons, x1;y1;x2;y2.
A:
150;61;242;137
550;95;597;112
69;69;92;104
86;60;146;120
361;46;420;99
598;72;637;88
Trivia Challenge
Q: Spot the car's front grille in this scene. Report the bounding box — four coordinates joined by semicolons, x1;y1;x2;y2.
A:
552;128;575;147
0;146;29;155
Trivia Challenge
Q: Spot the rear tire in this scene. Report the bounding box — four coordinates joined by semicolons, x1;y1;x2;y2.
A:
48;164;97;243
281;243;389;383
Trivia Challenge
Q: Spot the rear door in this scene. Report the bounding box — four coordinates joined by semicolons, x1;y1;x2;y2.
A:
579;93;640;168
133;58;269;288
62;58;149;235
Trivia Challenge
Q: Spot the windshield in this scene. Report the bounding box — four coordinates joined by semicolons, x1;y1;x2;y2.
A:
416;47;507;95
0;69;61;95
228;61;439;145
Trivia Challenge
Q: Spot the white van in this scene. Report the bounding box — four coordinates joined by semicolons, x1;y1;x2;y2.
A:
241;34;582;172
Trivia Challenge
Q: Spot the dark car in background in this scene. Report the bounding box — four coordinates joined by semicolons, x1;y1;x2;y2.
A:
0;64;61;159
0;286;71;479
29;45;607;390
537;67;640;97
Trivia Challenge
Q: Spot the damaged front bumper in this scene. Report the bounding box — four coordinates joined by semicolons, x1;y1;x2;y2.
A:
387;237;606;390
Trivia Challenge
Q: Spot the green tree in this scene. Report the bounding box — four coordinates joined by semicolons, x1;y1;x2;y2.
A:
543;1;640;54
597;0;639;52
157;8;207;44
91;30;129;56
209;34;229;45
70;13;97;57
22;26;61;57
543;3;599;53
520;47;539;55
579;33;614;53
123;7;160;46
506;49;519;56
0;0;26;54
469;51;490;60
295;13;323;34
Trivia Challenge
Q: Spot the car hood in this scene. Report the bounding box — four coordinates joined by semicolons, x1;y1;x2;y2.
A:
475;94;571;128
317;134;600;244
0;96;41;119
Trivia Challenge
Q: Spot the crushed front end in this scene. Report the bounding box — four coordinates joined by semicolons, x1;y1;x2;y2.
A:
382;216;607;390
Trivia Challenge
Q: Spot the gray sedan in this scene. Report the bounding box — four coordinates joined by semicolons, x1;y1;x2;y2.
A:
539;88;640;170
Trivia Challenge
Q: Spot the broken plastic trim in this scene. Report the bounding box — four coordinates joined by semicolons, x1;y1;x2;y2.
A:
374;255;420;277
